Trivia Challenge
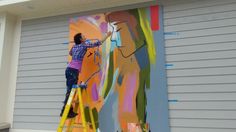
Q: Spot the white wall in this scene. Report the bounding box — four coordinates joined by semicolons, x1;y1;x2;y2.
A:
0;13;7;123
0;13;5;75
0;13;19;126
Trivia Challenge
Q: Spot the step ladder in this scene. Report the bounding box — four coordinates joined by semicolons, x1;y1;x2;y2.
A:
57;84;96;132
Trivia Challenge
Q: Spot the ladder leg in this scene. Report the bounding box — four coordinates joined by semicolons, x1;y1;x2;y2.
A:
89;108;96;132
85;89;96;132
66;118;75;132
57;88;76;132
67;92;81;132
78;88;87;132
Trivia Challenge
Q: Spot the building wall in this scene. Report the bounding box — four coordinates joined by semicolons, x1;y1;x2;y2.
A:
12;6;170;131
162;0;236;132
6;0;236;131
13;15;69;130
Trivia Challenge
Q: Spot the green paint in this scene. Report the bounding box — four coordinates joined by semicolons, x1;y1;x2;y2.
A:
129;9;146;48
92;108;99;129
103;52;114;98
136;65;150;130
84;106;91;123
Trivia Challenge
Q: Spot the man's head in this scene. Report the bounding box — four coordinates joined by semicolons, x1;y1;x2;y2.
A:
74;33;86;45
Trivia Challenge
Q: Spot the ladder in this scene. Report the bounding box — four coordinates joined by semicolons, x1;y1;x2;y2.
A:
57;84;96;132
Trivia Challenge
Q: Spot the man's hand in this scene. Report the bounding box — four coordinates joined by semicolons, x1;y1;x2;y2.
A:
106;31;112;37
101;31;112;43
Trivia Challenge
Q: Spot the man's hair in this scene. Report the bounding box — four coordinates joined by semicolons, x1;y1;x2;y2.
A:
74;33;82;45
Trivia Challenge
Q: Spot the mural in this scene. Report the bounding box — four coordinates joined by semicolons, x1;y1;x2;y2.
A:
67;6;159;132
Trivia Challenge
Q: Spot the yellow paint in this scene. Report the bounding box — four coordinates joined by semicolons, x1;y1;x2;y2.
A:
138;8;156;64
101;37;112;97
101;59;109;97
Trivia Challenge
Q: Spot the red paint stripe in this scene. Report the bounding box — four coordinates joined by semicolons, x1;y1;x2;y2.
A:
150;5;159;31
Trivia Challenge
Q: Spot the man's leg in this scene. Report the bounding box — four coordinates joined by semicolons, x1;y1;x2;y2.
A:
60;68;78;118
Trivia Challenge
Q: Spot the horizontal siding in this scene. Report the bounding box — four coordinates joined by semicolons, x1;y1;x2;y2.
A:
17;82;65;89
169;93;236;102
13;14;69;130
13;122;58;130
20;44;68;53
21;32;68;42
15;89;65;96
163;0;236;132
14;102;61;109
18;56;67;65
166;50;236;62
168;84;236;93
170;119;236;129
18;63;66;71
165;25;236;40
163;0;236;12
170;110;236;119
165;41;236;53
164;1;236;18
15;95;64;102
14;109;60;116
167;67;236;77
165;33;236;47
166;58;236;69
165;15;236;31
18;69;65;77
17;76;65;83
170;128;236;132
20;37;68;48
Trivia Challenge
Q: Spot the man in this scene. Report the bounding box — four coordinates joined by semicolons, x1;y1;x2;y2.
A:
60;32;111;118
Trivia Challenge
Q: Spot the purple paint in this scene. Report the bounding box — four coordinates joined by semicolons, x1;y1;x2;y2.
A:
100;22;107;33
92;83;99;101
123;73;137;112
69;18;76;23
94;16;101;20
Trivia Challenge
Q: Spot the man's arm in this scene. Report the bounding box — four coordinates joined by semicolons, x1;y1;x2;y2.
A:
85;32;112;48
69;48;72;56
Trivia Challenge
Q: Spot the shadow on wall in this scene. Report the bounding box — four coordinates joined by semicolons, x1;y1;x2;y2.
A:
0;122;10;132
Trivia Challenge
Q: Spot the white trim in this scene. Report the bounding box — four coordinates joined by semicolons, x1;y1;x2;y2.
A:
0;12;6;123
0;13;5;70
0;0;30;6
7;17;22;125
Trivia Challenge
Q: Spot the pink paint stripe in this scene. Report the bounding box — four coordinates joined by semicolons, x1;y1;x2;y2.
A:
92;83;99;101
123;74;137;112
150;5;159;31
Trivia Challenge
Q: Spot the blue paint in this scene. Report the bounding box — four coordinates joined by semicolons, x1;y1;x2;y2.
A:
62;42;69;44
168;100;178;102
134;43;150;69
146;6;170;132
104;68;119;103
99;86;120;132
110;32;121;51
72;84;78;88
165;64;174;67
164;32;179;35
117;74;123;86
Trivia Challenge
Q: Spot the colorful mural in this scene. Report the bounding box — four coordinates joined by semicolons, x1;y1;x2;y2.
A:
67;6;159;132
